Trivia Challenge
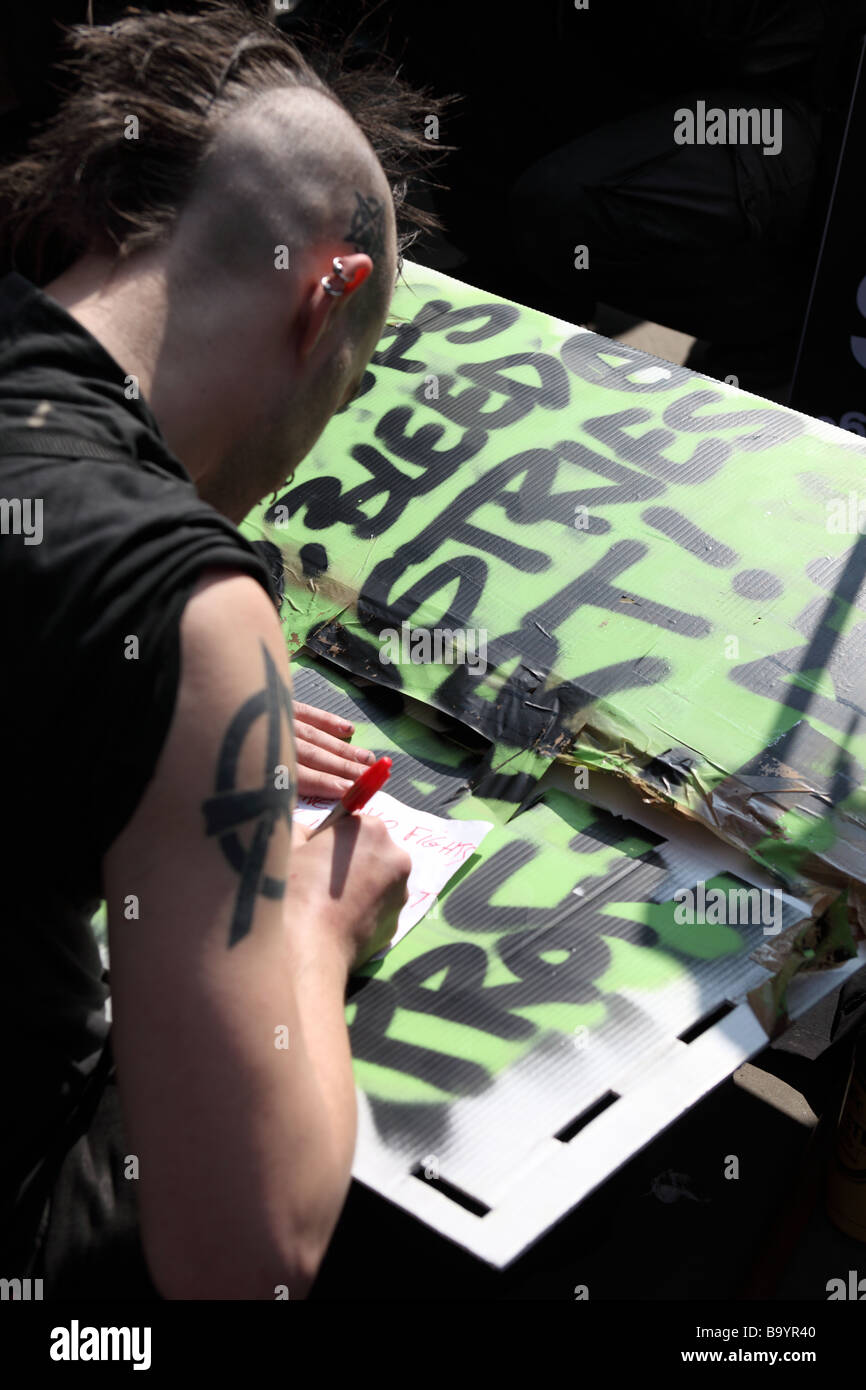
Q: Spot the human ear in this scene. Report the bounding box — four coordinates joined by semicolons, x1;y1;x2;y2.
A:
297;253;373;360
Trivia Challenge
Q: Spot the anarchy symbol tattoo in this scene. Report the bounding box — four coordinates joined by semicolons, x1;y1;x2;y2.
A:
345;190;386;261
202;642;296;947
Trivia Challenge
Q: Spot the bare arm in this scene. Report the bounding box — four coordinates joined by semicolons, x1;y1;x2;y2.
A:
102;569;407;1299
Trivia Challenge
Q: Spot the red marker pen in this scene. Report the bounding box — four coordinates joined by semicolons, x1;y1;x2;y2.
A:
307;756;392;838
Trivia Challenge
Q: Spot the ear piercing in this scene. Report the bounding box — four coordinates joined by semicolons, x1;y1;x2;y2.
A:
321;256;352;296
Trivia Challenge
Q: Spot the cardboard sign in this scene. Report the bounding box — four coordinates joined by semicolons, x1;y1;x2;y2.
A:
242;264;866;920
236;264;866;1265
286;656;862;1267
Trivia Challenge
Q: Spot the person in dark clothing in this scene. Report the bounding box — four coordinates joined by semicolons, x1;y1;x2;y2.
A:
0;3;446;1299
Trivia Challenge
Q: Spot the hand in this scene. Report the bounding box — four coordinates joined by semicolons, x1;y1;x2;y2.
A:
288;817;411;972
293;702;376;799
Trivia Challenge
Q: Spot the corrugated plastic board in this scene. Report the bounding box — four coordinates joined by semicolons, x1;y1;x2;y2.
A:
240;261;866;1265
243;262;866;916
291;656;864;1266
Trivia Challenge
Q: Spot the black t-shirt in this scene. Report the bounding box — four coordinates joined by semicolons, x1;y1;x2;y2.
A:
0;271;278;1292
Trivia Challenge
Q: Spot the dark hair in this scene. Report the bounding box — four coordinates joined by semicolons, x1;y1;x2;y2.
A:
0;1;451;284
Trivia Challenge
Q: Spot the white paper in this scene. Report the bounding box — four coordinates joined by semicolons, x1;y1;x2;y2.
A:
293;789;494;951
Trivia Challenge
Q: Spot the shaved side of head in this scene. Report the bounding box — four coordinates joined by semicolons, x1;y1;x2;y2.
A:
18;5;446;523
167;85;397;330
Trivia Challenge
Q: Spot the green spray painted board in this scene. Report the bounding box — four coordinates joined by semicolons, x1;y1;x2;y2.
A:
237;262;866;1265
242;262;866;917
290;656;863;1267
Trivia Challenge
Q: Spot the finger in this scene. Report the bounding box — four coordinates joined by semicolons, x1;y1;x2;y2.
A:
293;703;356;740
290;820;312;848
295;736;374;780
295;764;355;800
294;722;375;767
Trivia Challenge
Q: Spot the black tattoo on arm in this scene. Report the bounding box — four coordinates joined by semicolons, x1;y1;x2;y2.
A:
202;642;296;948
345;190;386;261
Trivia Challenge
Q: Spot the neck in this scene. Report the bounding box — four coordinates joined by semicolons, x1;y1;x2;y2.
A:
43;250;243;517
46;249;164;410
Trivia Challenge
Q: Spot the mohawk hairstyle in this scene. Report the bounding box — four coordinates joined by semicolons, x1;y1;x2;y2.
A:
0;1;452;284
